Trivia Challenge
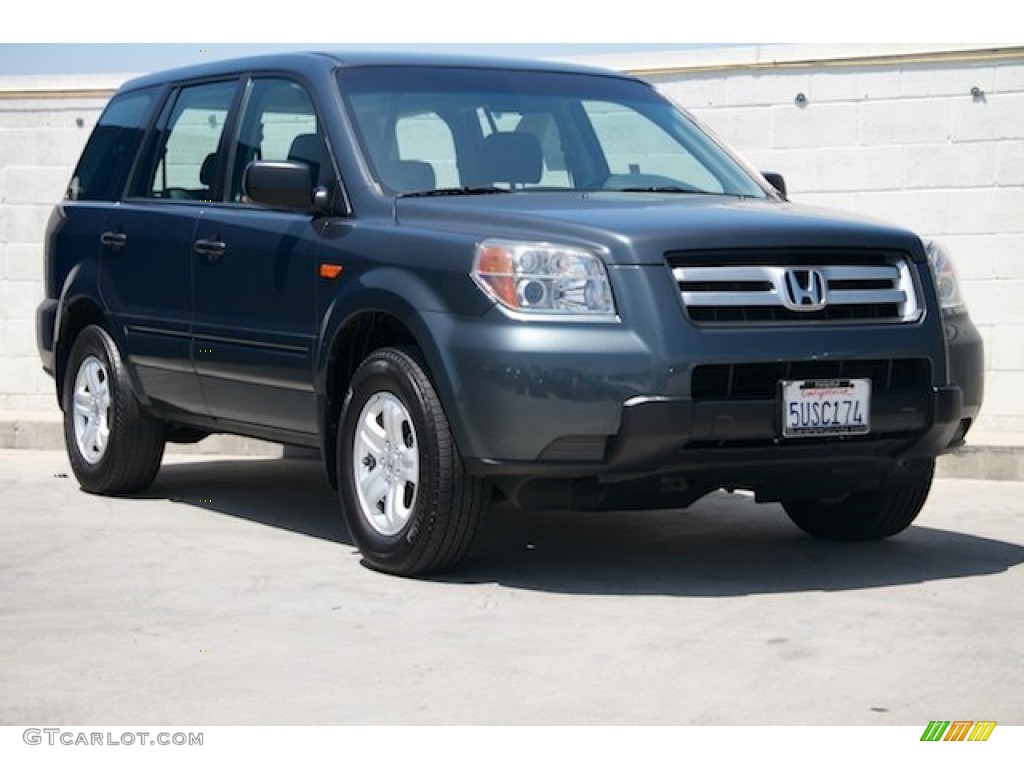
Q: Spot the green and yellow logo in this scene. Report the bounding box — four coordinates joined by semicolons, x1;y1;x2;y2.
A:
921;721;997;742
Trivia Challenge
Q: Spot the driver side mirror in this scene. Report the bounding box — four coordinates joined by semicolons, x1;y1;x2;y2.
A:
244;160;328;212
762;172;788;199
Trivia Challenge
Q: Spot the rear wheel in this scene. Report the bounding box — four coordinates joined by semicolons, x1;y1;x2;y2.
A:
62;325;165;494
337;347;487;576
783;459;935;540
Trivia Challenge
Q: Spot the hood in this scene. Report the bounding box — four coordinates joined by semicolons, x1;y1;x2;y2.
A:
393;192;925;266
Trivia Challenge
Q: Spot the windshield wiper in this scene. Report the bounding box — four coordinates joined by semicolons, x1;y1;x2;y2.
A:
617;186;717;194
397;186;511;198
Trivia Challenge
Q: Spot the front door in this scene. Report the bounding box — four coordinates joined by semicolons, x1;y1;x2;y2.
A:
190;78;330;436
190;207;320;435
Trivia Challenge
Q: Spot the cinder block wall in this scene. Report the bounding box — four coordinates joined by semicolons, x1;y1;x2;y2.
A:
1;46;1022;436
0;76;119;413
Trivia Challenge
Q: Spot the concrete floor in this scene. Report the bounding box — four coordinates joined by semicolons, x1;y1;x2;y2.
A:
1;449;1022;725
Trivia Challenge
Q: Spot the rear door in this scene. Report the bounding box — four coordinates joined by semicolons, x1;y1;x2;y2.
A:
99;79;241;416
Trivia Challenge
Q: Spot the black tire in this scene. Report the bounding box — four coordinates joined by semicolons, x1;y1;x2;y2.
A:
62;325;165;495
337;347;487;576
783;459;935;541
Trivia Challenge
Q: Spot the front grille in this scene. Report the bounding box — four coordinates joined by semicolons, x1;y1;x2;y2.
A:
667;250;922;325
691;359;931;401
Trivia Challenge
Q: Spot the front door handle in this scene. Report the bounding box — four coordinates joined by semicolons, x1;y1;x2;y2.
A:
100;231;127;249
193;238;227;261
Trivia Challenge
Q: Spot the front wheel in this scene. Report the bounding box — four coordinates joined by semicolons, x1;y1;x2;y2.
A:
337;347;487;576
783;459;935;541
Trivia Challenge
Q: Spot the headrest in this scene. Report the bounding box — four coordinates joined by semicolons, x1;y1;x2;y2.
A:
199;153;218;186
380;160;436;193
287;134;326;180
479;132;542;185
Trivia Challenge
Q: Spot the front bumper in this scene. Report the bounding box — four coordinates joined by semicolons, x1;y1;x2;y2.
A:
471;385;972;512
438;313;980;475
468;384;966;479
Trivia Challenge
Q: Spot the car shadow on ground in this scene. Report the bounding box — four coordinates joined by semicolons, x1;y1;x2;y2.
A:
458;499;1024;597
148;456;352;545
147;456;1024;598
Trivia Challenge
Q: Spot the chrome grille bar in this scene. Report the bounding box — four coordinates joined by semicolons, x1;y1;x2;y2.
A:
672;258;921;323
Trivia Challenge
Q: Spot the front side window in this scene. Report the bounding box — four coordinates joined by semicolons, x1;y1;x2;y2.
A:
142;80;238;201
340;67;765;198
227;78;333;202
68;88;157;201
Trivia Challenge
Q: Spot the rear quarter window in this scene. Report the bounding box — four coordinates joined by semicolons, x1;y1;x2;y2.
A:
67;88;157;201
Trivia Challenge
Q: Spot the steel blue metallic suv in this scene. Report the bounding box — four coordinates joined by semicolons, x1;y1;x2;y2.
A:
37;52;984;575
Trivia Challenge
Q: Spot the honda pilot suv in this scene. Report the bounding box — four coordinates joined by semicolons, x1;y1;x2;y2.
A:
37;52;984;575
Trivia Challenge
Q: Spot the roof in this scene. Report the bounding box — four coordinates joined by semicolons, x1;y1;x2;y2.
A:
118;50;634;93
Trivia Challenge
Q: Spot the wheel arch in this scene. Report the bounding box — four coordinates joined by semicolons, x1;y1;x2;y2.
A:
52;258;146;409
55;296;109;406
318;305;457;490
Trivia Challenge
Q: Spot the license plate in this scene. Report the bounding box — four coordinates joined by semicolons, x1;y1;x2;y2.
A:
781;378;871;438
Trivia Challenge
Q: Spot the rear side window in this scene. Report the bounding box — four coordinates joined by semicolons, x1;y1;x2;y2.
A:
67;88;156;201
140;80;238;201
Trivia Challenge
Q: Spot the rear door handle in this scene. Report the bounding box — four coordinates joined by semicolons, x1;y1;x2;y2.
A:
100;231;127;249
193;238;227;261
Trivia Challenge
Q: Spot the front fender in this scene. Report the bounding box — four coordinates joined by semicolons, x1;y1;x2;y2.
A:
315;268;499;478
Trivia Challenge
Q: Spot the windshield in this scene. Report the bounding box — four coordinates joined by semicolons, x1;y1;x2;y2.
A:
338;66;766;198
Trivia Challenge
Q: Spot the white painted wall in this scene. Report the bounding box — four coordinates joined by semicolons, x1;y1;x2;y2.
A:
1;45;1022;436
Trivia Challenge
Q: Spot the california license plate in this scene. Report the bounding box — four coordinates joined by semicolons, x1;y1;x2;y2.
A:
781;379;871;438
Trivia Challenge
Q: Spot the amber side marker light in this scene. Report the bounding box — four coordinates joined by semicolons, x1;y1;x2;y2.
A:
319;264;344;279
473;244;518;307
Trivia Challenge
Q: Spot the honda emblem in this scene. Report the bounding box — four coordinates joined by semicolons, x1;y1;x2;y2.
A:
782;268;827;311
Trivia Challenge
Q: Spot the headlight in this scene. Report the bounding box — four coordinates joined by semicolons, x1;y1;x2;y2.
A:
924;239;965;312
471;240;616;317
